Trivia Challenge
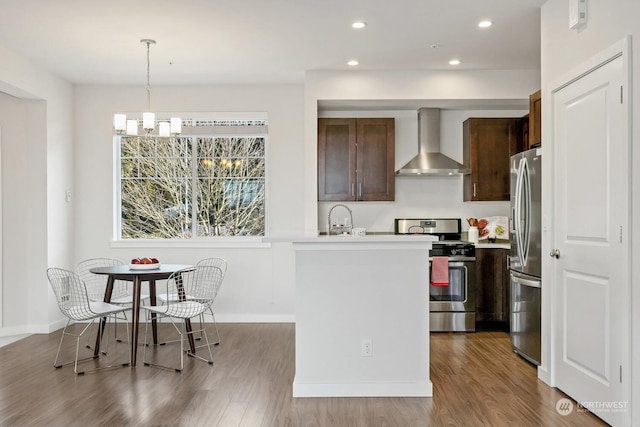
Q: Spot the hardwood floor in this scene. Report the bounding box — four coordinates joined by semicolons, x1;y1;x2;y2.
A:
0;324;607;426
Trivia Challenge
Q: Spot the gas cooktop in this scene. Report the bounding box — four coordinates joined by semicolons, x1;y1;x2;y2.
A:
394;218;475;256
394;218;461;237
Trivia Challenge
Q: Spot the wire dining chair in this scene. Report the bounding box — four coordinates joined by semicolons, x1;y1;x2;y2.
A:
142;264;224;371
47;268;131;375
156;257;227;345
77;258;150;347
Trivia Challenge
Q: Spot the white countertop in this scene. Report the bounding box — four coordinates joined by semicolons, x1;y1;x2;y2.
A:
289;234;438;243
282;233;438;251
266;234;508;247
265;233;437;243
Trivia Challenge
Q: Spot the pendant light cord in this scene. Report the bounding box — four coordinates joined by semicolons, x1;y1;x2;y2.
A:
145;40;151;111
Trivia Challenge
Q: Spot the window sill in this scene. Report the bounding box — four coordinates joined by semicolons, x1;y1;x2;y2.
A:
110;237;271;249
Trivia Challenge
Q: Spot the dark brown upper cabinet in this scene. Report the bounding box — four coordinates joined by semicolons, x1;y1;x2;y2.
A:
529;90;542;148
463;118;524;201
318;118;395;201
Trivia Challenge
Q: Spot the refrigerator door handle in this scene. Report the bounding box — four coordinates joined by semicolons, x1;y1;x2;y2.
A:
512;274;541;288
514;158;526;266
521;157;532;265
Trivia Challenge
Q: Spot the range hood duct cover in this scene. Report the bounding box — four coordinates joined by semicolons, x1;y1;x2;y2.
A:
396;108;471;175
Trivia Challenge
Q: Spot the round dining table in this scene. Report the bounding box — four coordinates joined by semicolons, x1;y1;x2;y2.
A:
89;263;194;367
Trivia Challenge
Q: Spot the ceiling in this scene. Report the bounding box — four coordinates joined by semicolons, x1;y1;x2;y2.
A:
0;0;545;86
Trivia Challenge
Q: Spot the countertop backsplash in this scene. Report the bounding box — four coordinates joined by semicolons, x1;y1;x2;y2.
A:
318;200;510;235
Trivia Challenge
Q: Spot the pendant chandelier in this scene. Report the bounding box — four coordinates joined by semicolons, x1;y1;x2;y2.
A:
113;39;181;137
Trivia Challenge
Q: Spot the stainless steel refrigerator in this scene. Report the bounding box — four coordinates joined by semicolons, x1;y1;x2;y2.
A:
509;147;542;365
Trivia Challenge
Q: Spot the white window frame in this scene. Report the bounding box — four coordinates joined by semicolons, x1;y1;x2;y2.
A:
111;112;270;248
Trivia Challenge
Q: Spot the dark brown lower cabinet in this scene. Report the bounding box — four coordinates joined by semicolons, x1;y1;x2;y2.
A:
475;248;510;330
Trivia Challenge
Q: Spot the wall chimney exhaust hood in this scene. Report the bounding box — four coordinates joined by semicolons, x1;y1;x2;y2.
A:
396;108;471;176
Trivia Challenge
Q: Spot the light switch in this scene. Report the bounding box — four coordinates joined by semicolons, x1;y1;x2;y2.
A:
65;190;72;203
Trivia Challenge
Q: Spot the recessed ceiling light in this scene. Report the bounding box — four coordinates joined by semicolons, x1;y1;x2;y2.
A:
449;59;461;65
352;21;367;29
478;20;492;28
347;60;359;66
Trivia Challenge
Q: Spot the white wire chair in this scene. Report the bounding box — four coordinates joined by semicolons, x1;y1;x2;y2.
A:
157;257;227;345
142;264;224;371
77;258;150;347
47;268;131;375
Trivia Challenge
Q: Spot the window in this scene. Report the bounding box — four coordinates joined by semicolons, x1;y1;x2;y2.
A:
116;114;267;240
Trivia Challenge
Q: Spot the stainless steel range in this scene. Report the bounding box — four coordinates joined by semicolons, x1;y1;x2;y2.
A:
395;218;476;332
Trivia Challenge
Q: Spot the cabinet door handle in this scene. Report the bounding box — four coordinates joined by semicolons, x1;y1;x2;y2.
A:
351;183;355;197
358;183;362;198
473;183;477;198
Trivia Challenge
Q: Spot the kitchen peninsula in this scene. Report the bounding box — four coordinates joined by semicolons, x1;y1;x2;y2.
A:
291;234;437;397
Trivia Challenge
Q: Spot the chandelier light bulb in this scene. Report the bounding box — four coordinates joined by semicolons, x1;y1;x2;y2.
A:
170;117;182;135
143;112;155;132
126;119;138;136
159;121;171;137
114;114;126;134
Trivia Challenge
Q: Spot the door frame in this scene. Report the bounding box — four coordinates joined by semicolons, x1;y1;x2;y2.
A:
542;35;632;414
0;127;2;329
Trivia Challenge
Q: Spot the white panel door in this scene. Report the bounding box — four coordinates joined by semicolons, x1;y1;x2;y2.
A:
552;55;629;426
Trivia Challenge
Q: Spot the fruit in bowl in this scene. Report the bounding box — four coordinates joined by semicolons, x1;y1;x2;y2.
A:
131;257;159;264
130;257;160;269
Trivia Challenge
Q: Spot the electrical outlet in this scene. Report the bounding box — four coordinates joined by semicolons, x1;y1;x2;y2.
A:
361;338;372;357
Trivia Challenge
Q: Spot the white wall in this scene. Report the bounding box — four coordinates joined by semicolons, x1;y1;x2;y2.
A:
0;45;74;335
540;0;639;424
0;94;43;327
73;84;305;322
304;69;541;236
317;108;527;233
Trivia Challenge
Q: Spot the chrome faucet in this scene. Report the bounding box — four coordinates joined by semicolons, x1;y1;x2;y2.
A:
327;204;353;235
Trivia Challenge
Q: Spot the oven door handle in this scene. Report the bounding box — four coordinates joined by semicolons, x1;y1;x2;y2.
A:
429;258;476;263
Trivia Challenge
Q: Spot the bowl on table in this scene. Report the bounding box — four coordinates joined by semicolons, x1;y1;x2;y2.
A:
129;258;161;270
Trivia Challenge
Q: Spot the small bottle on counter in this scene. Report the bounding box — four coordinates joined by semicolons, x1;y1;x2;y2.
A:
468;226;479;244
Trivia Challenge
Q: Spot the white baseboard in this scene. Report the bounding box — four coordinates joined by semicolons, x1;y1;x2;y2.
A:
0;318;67;336
292;376;433;398
0;325;32;337
0;315;295;340
537;365;552;386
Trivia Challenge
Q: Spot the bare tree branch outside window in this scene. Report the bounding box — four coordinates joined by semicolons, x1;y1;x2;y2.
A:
118;124;266;239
